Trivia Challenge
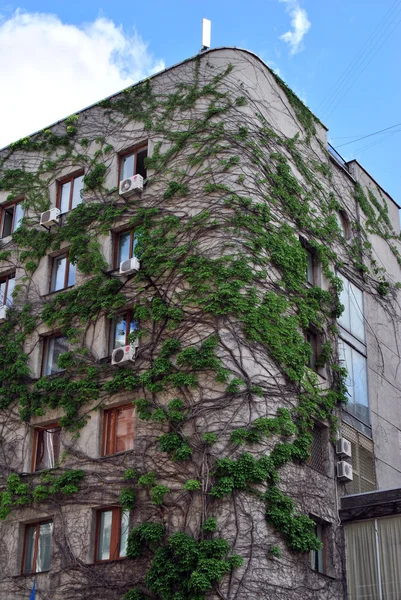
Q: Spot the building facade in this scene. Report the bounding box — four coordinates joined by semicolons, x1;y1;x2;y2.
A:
0;48;400;600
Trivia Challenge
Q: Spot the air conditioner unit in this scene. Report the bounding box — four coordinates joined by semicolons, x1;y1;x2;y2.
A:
119;175;144;197
119;257;140;275
111;341;139;366
40;208;60;227
336;438;352;458
337;460;353;481
0;305;7;323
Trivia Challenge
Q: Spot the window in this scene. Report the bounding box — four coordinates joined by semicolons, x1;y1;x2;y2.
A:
346;516;401;599
110;310;138;352
119;146;147;182
342;423;376;493
32;425;61;472
305;249;315;285
57;173;84;214
114;230;137;269
0;272;15;307
1;201;23;237
22;521;53;574
102;405;135;456
308;424;327;475
306;330;319;371
50;254;76;292
95;507;129;561
338;275;365;343
311;521;326;574
42;336;68;376
336;210;349;238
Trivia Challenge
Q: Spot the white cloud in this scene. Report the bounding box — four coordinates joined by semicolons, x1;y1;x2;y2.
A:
0;11;165;148
279;0;311;55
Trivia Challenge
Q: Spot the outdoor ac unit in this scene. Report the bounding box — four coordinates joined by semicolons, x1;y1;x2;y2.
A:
119;175;143;197
337;461;353;482
111;341;139;366
336;438;352;459
119;257;140;275
40;208;60;227
0;305;7;323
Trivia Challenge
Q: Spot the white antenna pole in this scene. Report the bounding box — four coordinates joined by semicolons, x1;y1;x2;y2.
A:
201;18;211;52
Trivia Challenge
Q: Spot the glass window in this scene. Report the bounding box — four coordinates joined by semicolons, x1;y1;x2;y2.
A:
111;311;138;351
120;147;147;182
306;331;318;371
339;339;369;424
33;425;61;471
50;254;76;292
311;522;325;574
1;201;23;237
103;405;135;456
338;275;365;343
96;508;129;561
58;174;84;213
23;521;53;573
43;337;68;376
336;211;349;238
306;250;314;285
0;273;15;306
115;230;137;267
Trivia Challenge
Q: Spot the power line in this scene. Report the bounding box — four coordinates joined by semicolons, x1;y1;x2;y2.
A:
317;0;401;119
335;122;401;148
345;129;401;159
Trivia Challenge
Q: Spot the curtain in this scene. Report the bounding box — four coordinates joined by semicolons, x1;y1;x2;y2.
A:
346;521;380;600
378;516;401;599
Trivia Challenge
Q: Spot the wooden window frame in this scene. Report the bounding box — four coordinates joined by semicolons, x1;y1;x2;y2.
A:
49;251;75;293
31;423;61;472
21;519;53;574
41;335;68;377
109;309;137;353
337;210;350;239
0;199;24;238
118;144;148;183
56;171;84;214
113;230;136;269
94;507;127;562
102;403;135;456
310;520;328;574
0;271;15;306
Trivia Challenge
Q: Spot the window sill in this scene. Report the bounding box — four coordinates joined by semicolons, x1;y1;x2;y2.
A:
16;570;50;578
42;285;75;298
98;450;134;461
93;557;127;565
310;568;337;580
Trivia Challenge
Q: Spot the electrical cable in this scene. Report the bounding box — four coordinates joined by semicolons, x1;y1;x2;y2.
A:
335;122;401;148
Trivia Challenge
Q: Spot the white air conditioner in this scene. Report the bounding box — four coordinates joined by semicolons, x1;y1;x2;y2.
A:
119;257;140;275
0;305;7;322
40;208;60;227
337;460;353;481
111;341;139;366
119;175;144;197
336;438;352;459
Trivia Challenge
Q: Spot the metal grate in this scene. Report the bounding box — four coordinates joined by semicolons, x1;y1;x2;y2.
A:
342;423;376;493
309;425;327;474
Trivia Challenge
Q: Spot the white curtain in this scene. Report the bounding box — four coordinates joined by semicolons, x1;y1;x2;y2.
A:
378;516;401;599
346;521;380;600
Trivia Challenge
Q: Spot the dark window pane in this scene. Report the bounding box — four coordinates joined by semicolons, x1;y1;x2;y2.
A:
0;280;6;306
23;525;36;573
306;251;314;284
113;314;128;349
2;206;14;237
36;522;53;572
44;337;68;375
98;511;112;560
60;181;71;213
136;149;147;179
71;175;84;209
121;154;134;181
115;406;134;453
35;428;61;471
117;232;131;264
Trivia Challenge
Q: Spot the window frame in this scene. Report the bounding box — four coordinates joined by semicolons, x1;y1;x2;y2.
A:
118;144;148;184
0;199;24;238
113;230;137;270
102;403;135;457
41;335;68;377
31;423;61;473
0;271;16;307
306;330;319;371
310;520;327;574
94;506;129;562
21;519;53;574
56;171;84;214
49;251;76;293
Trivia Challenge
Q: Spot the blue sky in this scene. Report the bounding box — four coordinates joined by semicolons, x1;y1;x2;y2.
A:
0;0;399;201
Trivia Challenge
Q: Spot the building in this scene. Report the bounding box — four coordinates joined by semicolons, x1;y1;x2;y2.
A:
0;47;400;600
